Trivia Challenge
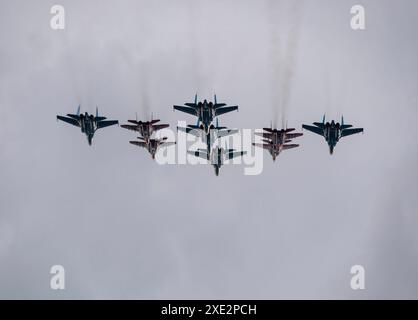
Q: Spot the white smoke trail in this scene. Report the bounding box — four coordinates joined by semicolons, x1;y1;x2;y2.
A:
269;0;303;128
188;1;204;94
137;58;150;119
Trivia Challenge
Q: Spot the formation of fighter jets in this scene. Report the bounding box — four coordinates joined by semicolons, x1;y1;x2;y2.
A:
56;96;364;175
121;116;175;159
253;126;303;161
175;95;245;176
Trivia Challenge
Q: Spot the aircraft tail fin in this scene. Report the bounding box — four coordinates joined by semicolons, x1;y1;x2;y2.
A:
94;106;107;121
340;115;352;129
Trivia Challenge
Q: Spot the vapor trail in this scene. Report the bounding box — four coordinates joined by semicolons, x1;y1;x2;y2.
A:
269;0;303;128
188;1;203;94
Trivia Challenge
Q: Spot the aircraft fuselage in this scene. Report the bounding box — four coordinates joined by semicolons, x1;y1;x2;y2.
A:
79;113;97;145
198;100;215;134
323;121;341;154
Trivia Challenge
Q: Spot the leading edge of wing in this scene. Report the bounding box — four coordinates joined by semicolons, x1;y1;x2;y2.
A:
97;120;119;129
302;124;324;136
173;105;197;116
341;128;364;138
214;106;238;117
57;115;80;127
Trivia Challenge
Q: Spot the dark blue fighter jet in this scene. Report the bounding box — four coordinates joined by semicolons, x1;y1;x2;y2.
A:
302;115;363;154
173;94;238;135
57;105;118;145
188;146;246;176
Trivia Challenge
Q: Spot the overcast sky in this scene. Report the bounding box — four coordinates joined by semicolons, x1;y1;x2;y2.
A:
1;0;418;299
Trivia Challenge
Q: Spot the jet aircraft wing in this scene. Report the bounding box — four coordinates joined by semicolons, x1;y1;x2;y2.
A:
177;126;202;138
286;133;303;139
188;150;208;161
302;124;324;136
214;106;238;116
227;151;246;160
97;120;118;129
160;141;176;147
216;129;239;138
129;141;147;148
173;105;197;116
152;124;170;131
121;124;138;131
341;128;363;137
57;115;80;127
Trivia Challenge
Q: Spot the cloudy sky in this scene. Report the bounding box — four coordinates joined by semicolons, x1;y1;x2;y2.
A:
1;0;418;299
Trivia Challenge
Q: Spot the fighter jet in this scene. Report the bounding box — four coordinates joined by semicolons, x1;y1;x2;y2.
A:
173;94;238;134
302;115;363;154
177;118;239;158
252;124;303;161
57;105;118;145
188;146;246;176
129;136;176;160
121;115;169;142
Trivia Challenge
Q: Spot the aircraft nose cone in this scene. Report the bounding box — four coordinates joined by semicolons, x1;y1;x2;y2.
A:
329;147;334;155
